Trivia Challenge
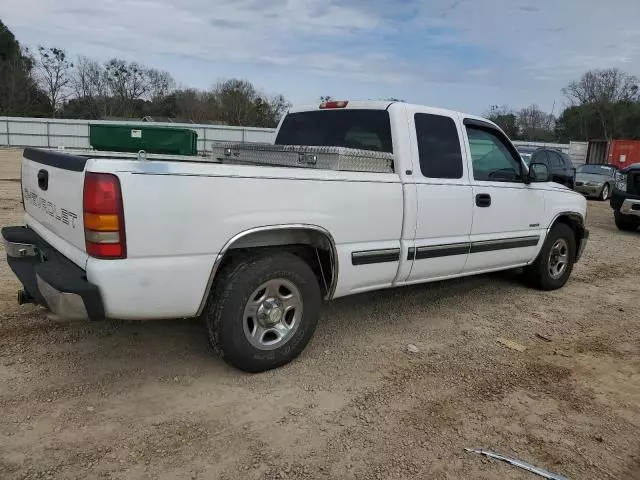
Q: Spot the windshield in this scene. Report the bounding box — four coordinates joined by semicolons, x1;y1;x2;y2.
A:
577;165;615;176
275;110;393;153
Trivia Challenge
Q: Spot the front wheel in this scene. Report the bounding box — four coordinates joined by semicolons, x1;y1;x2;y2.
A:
600;183;610;201
203;252;321;373
524;223;576;291
614;211;640;232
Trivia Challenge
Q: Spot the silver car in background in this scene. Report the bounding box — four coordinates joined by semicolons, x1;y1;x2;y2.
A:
574;164;617;200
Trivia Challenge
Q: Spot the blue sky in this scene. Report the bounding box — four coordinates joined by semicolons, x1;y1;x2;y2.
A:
3;0;640;115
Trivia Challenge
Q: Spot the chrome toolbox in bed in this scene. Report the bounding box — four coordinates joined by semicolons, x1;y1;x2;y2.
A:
211;143;394;174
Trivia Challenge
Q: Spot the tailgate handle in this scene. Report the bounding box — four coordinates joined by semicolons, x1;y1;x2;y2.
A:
37;169;49;191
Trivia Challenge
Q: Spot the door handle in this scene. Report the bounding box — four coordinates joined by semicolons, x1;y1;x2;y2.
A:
475;193;491;207
37;169;49;191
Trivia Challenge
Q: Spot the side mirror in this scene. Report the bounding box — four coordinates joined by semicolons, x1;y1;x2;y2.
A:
529;162;550;182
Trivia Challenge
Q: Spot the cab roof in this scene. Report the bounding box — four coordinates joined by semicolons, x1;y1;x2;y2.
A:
287;100;499;130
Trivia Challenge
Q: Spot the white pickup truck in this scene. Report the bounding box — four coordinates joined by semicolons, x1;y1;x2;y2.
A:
3;100;588;372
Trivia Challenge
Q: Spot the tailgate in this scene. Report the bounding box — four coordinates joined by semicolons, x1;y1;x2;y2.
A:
21;148;87;254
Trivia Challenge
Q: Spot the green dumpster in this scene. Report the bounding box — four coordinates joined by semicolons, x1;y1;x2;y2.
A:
89;124;198;155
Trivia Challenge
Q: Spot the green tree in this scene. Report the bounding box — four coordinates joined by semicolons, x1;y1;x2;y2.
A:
0;20;48;116
563;68;640;140
486;105;519;139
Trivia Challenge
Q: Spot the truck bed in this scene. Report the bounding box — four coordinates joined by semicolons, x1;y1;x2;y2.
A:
46;143;395;174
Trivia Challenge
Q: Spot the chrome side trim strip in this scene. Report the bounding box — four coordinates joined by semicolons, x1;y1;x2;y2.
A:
415;242;470;259
351;248;401;266
470;236;540;254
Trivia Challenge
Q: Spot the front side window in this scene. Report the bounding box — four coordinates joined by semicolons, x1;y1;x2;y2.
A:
415;113;463;179
466;126;523;182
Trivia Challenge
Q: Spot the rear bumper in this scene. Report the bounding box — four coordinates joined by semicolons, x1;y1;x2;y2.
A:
2;226;104;320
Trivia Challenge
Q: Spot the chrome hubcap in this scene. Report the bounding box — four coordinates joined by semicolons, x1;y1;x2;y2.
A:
243;279;303;350
548;238;569;280
602;185;609;199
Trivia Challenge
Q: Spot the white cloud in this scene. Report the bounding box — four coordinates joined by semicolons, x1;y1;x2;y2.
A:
3;0;640;112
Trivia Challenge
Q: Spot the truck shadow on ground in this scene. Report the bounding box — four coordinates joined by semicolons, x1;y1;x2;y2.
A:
4;269;529;381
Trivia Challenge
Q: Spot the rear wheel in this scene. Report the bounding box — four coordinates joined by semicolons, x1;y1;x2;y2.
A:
203;252;321;373
524;223;576;290
614;211;640;232
600;183;610;201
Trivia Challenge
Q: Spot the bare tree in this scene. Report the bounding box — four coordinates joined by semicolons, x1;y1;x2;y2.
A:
71;56;110;117
36;46;73;117
104;59;151;117
210;79;290;127
517;105;555;141
563;68;639;139
563;68;639;105
212;79;257;126
147;68;175;102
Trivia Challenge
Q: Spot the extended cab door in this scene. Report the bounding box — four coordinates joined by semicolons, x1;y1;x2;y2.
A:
403;107;473;283
462;119;545;273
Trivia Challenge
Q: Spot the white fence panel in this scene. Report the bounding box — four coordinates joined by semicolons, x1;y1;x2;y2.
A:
0;116;277;153
245;129;276;143
569;141;588;165
48;122;88;136
9;120;47;135
13;135;48;147
0;121;7;146
50;136;91;149
512;140;570;154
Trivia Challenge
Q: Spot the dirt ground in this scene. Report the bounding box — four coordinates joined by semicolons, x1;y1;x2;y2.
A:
0;147;639;480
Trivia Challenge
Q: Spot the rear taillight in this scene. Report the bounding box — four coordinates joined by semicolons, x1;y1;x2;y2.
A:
83;173;126;259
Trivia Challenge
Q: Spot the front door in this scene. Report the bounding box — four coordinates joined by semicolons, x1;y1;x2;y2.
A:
462;120;545;273
403;108;473;283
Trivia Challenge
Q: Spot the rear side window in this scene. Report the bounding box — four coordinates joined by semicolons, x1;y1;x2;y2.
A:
548;151;564;168
531;150;549;164
414;114;463;179
561;152;574;167
275;110;393;153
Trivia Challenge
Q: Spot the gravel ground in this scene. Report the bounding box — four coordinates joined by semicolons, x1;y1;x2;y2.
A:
0;147;639;480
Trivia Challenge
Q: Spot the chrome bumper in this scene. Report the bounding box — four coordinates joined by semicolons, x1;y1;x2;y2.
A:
620;199;640;217
2;226;104;321
35;273;89;320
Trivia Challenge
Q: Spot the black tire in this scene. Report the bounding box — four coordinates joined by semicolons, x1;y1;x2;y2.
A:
203;252;321;373
614;211;640;232
600;183;611;201
524;223;576;291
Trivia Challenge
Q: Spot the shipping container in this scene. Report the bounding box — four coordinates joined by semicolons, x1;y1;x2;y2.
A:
89;124;198;155
586;139;640;169
586;140;609;165
607;140;640;169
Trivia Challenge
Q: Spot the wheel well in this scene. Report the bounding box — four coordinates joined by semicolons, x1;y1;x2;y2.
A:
551;214;584;259
208;227;337;304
